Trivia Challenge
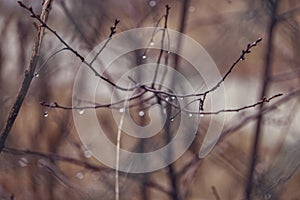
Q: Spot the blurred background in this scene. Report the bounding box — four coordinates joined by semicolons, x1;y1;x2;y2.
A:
0;0;300;199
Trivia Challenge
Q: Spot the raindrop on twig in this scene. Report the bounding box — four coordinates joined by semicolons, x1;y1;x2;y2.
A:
78;109;85;115
138;110;145;117
76;172;84;180
264;194;271;200
43;112;49;118
84;150;92;158
18;157;28;167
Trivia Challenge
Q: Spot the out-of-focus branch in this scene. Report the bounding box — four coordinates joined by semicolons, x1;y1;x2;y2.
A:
0;0;53;153
246;1;279;197
59;0;93;48
3;147;107;171
3;146;173;196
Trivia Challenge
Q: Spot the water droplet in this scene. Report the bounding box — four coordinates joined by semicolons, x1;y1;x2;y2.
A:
150;41;154;46
18;157;28;167
119;108;125;113
142;55;147;59
180;97;184;100
264;194;271;200
171;96;176;100
43;112;49;117
165;97;169;101
78;109;84;115
167;51;171;54
84;150;92;158
34;73;39;78
76;172;84;180
170;118;174;122
149;0;156;7
189;113;193;117
200;114;204;117
189;6;195;12
138;110;145;117
37;159;46;168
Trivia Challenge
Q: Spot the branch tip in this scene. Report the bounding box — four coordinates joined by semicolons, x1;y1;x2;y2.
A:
115;19;120;25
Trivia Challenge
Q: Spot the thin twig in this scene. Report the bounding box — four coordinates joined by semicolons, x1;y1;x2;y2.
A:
218;88;300;145
40;90;147;110
35;47;68;76
89;19;120;65
192;94;282;115
115;84;131;200
151;5;170;88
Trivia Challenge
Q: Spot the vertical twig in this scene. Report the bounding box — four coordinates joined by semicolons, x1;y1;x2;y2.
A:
0;0;53;153
151;5;170;88
173;0;190;70
245;0;279;199
115;86;131;200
